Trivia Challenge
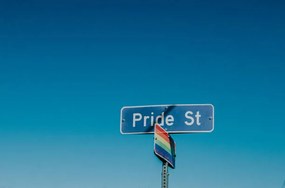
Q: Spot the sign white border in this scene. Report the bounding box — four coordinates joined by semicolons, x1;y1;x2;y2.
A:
120;104;214;135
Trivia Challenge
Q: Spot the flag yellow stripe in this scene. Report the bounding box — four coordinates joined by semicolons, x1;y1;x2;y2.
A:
155;134;171;151
155;139;171;154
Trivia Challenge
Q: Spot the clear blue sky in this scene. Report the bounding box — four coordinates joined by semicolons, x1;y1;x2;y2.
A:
0;0;284;188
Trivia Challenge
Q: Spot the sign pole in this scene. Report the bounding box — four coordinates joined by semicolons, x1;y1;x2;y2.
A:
161;162;169;188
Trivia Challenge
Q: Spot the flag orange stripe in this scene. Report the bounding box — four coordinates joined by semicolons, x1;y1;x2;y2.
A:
155;124;169;142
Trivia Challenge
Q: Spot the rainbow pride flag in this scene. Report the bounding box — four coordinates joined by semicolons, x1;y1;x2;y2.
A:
154;124;176;168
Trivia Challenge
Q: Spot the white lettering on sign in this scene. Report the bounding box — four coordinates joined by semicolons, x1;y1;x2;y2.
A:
185;111;201;126
133;113;142;127
132;112;174;127
165;115;174;126
132;111;202;127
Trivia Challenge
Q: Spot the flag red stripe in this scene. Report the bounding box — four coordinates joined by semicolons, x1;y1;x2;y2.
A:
155;124;169;142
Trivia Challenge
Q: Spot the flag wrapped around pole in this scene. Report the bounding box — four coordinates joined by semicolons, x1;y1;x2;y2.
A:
154;124;176;168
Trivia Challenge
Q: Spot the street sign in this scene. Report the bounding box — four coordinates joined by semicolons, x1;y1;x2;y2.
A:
120;104;214;134
154;124;176;169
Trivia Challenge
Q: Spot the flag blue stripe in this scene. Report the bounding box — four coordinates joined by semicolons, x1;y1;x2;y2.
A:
155;144;175;168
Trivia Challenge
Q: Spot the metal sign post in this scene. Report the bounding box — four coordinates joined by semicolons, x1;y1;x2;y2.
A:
120;104;215;188
161;162;169;188
154;124;175;188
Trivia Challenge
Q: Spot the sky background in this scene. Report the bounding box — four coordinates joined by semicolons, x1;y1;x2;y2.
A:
0;0;285;188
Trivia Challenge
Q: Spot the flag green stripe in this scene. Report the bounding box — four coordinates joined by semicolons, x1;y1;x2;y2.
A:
156;134;171;150
155;139;171;154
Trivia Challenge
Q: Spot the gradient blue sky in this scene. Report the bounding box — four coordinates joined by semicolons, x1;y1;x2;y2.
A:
0;0;285;188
